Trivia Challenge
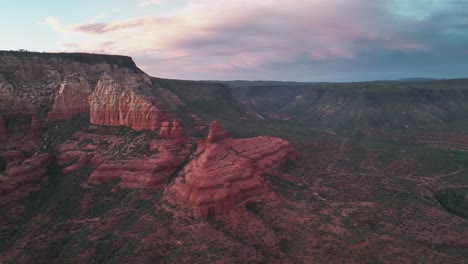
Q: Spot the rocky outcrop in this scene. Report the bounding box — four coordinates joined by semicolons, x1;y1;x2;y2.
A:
57;151;91;174
89;70;167;131
0;114;7;141
28;116;42;140
0;51;176;135
52;127;190;188
88;144;189;189
0;51;140;115
47;73;92;121
170;120;183;140
159;120;184;140
0;154;51;196
0;51;203;135
159;121;171;138
206;121;229;143
164;121;298;218
0;150;25;164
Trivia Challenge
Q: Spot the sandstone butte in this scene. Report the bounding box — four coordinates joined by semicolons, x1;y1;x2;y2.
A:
164;121;298;218
0;52;137;115
0;52;170;132
47;73;92;121
89;70;167;131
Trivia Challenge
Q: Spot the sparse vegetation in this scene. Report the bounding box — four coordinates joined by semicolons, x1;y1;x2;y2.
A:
245;203;262;215
35;114;90;154
2;52;468;263
435;189;468;218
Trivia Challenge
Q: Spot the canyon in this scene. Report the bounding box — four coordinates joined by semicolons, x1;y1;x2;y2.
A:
1;51;468;264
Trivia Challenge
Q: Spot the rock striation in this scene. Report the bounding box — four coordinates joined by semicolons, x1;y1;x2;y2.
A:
164;121;298;218
51;126;191;188
0;151;25;164
47;73;92;121
159;121;171;138
0;153;51;196
159;120;184;140
88;146;189;189
57;151;91;174
89;70;167;131
0;51;206;135
206;120;229;143
170;120;183;139
0;51;140;115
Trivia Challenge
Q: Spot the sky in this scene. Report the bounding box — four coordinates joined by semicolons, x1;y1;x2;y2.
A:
0;0;467;81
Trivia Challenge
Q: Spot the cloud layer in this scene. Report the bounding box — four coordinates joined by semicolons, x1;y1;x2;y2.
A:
43;0;468;81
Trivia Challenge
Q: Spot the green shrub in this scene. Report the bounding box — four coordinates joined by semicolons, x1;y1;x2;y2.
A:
0;157;6;171
435;189;467;218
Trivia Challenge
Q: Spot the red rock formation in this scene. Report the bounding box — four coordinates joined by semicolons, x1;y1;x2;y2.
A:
206;121;229;143
28;116;42;140
159;120;183;140
159;121;171;138
0;150;25;165
164;121;298;218
0;114;7;141
1;154;51;196
57;151;91;174
47;74;92;121
170;120;183;140
89;70;166;131
56;131;122;154
87;135;191;189
88;150;187;189
0;52;138;115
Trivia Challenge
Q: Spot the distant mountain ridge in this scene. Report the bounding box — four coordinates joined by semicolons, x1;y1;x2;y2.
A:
224;78;468;133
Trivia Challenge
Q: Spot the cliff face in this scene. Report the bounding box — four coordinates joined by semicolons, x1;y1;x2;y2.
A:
47;73;92;121
153;77;252;121
89;70;167;131
0;52;139;115
0;51;172;132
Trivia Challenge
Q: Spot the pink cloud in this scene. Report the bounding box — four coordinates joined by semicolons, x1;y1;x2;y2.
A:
137;0;164;8
43;0;432;79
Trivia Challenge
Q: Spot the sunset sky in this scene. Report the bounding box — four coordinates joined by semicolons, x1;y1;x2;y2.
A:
1;0;467;81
